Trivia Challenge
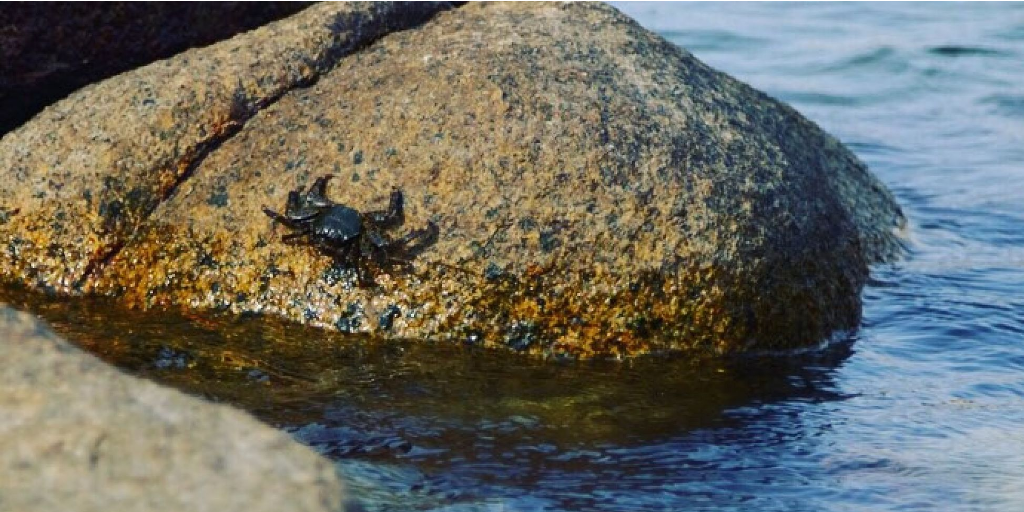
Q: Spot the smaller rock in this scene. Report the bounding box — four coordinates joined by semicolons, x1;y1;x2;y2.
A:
0;306;347;512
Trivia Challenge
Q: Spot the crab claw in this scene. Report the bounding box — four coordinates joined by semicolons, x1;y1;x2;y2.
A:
306;175;335;206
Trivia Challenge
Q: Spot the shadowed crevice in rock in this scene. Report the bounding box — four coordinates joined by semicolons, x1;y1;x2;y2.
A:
74;89;253;288
74;4;461;287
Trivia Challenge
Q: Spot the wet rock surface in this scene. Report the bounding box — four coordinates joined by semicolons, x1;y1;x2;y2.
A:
0;3;905;358
0;305;347;512
0;2;454;292
0;2;314;134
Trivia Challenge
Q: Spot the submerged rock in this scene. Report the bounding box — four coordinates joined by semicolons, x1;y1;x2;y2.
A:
0;305;347;512
0;3;905;358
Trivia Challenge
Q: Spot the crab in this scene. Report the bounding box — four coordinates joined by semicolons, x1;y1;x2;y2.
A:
262;175;438;282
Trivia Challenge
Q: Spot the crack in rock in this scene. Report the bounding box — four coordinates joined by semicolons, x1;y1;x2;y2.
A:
0;3;458;293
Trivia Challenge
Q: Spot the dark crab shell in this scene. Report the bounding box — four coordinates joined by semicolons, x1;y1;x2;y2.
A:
311;205;363;243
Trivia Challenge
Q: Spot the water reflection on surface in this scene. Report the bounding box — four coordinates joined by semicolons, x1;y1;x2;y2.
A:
0;285;850;441
1;284;858;510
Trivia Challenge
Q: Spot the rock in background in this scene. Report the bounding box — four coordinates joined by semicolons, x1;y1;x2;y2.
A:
0;3;905;358
0;2;315;135
0;305;347;512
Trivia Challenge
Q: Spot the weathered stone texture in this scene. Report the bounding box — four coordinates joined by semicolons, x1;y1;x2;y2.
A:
0;3;905;357
0;305;347;512
0;2;453;291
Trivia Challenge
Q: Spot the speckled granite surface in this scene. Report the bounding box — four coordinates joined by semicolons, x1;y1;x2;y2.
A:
0;2;904;358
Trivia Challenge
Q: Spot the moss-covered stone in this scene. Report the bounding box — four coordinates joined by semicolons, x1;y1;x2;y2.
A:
0;3;905;358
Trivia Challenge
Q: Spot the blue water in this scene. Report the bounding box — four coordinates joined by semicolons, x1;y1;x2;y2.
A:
342;3;1024;510
10;3;1023;511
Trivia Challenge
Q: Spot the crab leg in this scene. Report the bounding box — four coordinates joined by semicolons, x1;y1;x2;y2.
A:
316;238;361;266
305;175;335;207
262;207;316;229
366;187;405;228
281;232;312;244
394;221;439;255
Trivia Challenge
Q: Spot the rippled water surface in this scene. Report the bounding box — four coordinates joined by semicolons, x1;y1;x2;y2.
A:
9;3;1024;511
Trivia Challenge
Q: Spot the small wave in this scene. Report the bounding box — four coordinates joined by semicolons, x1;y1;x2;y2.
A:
778;91;858;107
660;29;770;53
844;140;904;157
982;94;1024;118
927;45;1010;57
732;329;857;360
820;46;910;74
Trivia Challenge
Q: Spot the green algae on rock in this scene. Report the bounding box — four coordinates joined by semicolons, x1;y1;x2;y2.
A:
0;3;905;358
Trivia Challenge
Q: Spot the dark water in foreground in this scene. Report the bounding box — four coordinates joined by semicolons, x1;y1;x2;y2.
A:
7;3;1024;511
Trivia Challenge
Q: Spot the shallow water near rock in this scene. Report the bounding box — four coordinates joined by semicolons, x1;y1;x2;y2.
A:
5;2;1024;510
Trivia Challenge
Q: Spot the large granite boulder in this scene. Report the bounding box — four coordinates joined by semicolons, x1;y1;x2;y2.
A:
0;305;347;512
0;3;905;358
